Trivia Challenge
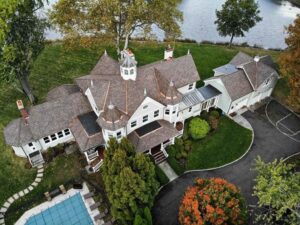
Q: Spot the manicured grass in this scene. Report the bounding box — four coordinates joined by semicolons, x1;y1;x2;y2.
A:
0;41;280;222
5;153;83;225
167;116;252;173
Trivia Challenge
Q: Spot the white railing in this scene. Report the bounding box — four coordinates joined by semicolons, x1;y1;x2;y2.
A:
87;151;99;161
161;148;169;158
92;159;103;172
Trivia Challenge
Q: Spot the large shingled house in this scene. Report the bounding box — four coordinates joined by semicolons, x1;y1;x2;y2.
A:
3;49;278;171
4;48;221;170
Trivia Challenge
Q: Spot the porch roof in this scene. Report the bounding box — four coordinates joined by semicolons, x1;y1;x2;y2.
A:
128;120;180;152
69;114;104;152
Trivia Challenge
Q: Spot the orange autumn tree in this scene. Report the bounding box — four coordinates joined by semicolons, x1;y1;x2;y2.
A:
278;15;300;112
178;178;247;225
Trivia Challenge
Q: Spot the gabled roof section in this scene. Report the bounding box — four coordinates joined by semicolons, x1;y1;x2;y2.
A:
90;52;120;75
220;70;253;101
229;52;253;66
47;84;80;102
239;61;278;90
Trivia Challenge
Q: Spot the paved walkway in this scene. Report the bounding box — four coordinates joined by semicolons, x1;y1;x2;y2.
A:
153;105;300;225
158;161;178;181
0;165;44;225
231;114;253;130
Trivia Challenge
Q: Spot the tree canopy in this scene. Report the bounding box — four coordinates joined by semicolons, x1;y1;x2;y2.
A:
188;117;210;140
101;138;159;225
278;15;300;113
178;177;247;225
0;0;48;103
215;0;262;46
49;0;183;53
253;157;300;225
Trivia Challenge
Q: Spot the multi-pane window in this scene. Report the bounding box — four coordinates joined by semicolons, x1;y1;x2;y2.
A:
172;109;176;114
143;115;148;123
124;69;128;75
28;143;33;147
188;83;193;90
154;110;159;117
64;129;70;136
117;131;122;139
50;134;57;141
131;121;137;128
188;107;192;112
202;102;208;110
43;137;50;144
130;69;134;75
58;131;64;138
210;98;216;106
165;109;170;115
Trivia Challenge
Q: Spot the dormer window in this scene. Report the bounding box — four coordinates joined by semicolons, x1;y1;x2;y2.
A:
120;50;137;81
130;69;134;75
125;69;128;75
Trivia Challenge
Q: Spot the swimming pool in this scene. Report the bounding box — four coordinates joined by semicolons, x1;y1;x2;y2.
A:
25;193;93;225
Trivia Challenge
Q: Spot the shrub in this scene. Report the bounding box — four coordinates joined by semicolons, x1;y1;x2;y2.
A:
178;178;247;225
210;110;220;119
188;118;210;140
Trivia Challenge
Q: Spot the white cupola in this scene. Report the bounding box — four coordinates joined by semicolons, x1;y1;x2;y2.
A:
164;44;173;60
120;49;137;81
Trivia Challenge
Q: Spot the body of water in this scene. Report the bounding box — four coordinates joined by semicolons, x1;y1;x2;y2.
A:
45;0;300;49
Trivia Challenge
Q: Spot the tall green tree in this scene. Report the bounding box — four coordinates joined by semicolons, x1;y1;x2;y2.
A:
101;138;159;225
215;0;262;46
278;15;300;113
49;0;183;53
0;0;48;103
253;157;300;225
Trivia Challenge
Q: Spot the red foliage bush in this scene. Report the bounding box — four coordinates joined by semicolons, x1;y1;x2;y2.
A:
178;178;247;225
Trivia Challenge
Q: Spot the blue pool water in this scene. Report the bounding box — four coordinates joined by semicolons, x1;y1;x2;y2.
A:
25;193;93;225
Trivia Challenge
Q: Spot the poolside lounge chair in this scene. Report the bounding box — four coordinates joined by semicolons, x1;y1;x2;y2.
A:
104;221;112;225
44;192;51;201
94;212;105;221
83;192;94;199
90;202;101;210
59;185;67;194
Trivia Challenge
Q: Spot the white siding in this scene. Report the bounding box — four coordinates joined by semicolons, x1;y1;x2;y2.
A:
39;129;74;150
12;146;27;157
229;93;252;114
85;88;100;116
127;97;165;134
103;127;126;143
178;82;196;95
204;79;232;113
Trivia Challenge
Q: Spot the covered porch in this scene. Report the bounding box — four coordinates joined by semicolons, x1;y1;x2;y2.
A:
128;120;180;164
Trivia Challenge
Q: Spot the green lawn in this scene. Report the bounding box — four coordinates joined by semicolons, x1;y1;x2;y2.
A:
0;41;280;222
167;116;253;174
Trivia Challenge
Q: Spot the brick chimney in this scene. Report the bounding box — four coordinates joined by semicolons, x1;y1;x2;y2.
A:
16;100;29;125
164;44;173;60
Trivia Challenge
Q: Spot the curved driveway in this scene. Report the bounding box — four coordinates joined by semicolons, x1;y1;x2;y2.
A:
153;105;300;225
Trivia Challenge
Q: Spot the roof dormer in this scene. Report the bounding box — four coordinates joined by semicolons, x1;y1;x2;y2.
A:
120;49;137;81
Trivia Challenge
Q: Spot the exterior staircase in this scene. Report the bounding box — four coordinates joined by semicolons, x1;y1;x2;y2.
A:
152;150;167;165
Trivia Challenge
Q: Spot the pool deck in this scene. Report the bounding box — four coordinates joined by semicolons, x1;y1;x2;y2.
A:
16;183;102;225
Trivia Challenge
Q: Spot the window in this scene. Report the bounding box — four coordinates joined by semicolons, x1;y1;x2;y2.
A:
165;109;170;115
202;102;207;110
64;129;70;136
117;131;122;139
50;134;57;141
143;115;148;123
131;121;137;128
28;143;33;147
124;69;128;75
58;131;64;138
210;98;216;106
154;110;159;117
188;83;193;90
172;109;176;114
143;105;148;109
43;137;50;144
130;69;134;75
188;107;192;112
